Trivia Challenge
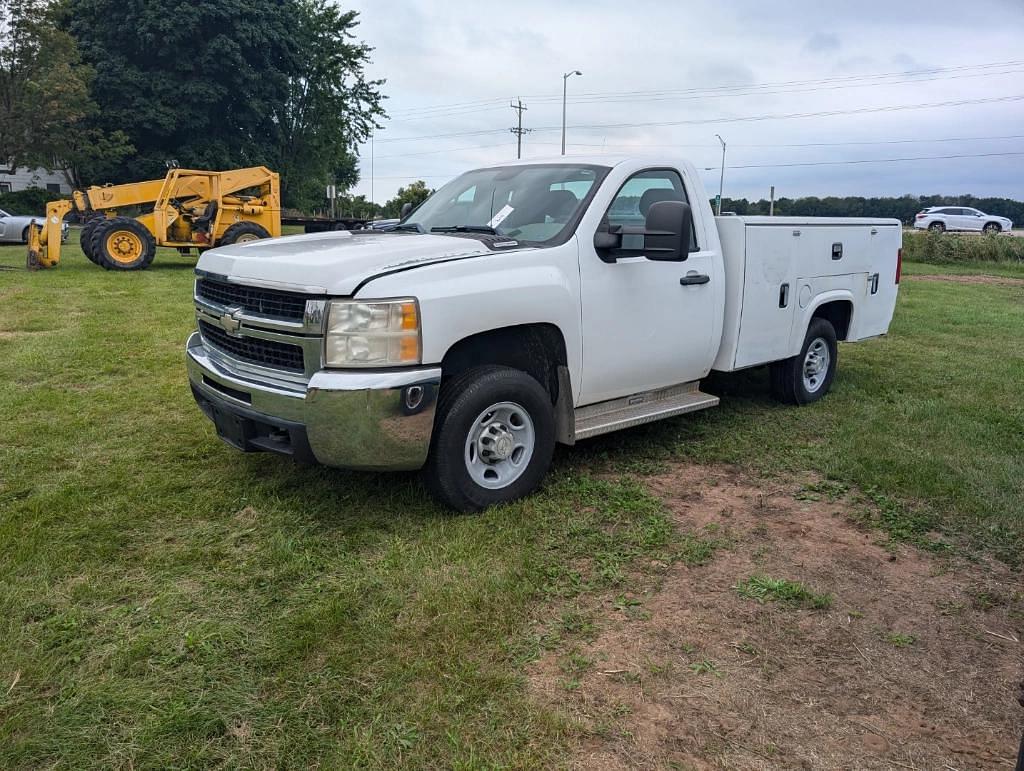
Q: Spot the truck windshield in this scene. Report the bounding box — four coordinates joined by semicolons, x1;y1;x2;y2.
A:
400;164;608;245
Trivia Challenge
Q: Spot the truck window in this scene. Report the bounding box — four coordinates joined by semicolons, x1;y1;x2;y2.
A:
605;169;698;251
402;163;609;246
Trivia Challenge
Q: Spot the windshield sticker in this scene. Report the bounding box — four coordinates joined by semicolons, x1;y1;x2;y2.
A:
487;204;515;228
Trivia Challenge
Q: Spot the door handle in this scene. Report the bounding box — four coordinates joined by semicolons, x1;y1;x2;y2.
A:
679;272;710;286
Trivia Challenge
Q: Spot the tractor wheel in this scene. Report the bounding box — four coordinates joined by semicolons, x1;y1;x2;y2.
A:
218;221;271;246
92;217;157;271
80;218;105;265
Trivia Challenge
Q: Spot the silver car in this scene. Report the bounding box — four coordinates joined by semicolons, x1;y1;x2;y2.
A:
913;206;1013;234
0;207;69;243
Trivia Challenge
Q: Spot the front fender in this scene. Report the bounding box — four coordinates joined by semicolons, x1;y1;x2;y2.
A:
355;242;583;399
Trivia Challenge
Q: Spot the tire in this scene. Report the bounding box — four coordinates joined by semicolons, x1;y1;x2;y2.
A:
983;222;1001;235
423;365;556;512
92;217;156;271
218;221;271;246
770;318;838;405
928;221;945;233
21;227;29;244
80;218;104;264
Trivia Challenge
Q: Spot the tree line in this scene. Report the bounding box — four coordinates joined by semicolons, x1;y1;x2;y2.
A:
716;194;1024;224
0;0;384;211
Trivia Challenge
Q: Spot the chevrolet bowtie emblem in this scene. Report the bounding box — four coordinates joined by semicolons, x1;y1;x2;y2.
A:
219;307;243;335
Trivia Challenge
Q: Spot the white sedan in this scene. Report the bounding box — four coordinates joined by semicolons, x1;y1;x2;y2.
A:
0;207;69;244
913;206;1013;234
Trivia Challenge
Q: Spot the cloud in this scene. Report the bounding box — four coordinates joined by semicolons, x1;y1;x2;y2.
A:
804;32;841;54
346;0;1024;202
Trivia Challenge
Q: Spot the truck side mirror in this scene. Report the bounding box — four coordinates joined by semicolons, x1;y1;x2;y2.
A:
643;200;692;262
400;202;413;219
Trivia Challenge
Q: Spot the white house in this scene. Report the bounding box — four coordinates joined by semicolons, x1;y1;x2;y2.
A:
0;167;71;195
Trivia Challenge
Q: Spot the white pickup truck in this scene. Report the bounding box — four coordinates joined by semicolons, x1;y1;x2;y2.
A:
186;157;901;510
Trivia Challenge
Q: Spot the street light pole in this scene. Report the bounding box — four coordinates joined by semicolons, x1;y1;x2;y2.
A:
561;70;582;155
715;133;726;216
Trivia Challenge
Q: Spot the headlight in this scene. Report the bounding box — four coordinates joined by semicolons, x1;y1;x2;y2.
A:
324;298;421;368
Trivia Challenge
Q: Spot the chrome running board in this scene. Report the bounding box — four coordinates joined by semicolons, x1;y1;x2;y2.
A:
573;381;719;441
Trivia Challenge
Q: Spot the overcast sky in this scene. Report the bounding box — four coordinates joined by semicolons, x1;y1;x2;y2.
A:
344;0;1024;203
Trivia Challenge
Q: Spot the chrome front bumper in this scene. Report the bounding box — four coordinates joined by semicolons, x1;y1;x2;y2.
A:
186;332;440;470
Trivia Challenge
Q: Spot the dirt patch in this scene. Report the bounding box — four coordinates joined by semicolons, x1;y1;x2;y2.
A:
529;464;1023;769
908;273;1024;287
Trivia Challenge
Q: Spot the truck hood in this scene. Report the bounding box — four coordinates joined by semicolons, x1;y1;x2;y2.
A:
196;230;499;295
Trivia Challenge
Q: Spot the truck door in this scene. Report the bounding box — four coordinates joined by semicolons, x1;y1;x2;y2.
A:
577;168;721;405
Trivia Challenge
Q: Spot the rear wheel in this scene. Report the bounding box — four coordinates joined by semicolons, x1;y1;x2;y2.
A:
92;217;156;271
423;365;556;512
218;221;271;246
983;222;1001;235
928;221;945;233
770;318;838;405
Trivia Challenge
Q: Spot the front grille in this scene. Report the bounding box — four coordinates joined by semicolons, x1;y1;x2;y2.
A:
196;278;311;321
199;321;305;372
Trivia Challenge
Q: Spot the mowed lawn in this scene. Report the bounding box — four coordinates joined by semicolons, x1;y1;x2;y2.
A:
1;239;1021;768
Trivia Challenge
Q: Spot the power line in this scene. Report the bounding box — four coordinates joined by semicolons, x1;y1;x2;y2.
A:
364;151;1024;186
370;133;1024;162
712;150;1024;170
374;94;1024;143
521;60;1024;102
545;94;1024;132
540;133;1024;151
388;66;1024;122
386;59;1024;118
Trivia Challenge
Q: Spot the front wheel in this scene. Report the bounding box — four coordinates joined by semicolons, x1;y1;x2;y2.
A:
983;222;1001;235
218;221;271;246
92;217;156;270
770;318;838;405
423;365;556;512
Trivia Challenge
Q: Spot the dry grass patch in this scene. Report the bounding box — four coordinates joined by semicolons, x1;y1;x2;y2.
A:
529;463;1023;770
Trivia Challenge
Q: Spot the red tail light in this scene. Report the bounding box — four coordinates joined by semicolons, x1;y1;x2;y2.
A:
895;248;902;284
915;213;925;219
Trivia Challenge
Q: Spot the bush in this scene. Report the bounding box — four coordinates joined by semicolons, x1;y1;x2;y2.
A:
0;187;66;216
903;231;1024;264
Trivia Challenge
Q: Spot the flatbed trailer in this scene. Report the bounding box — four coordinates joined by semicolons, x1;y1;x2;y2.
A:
281;216;371;233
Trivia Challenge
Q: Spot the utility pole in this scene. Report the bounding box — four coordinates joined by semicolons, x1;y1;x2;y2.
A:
769;185;776;216
509;98;531;159
561;70;582;155
715;134;726;216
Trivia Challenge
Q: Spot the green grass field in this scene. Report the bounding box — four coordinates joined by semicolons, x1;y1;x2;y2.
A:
1;238;1021;768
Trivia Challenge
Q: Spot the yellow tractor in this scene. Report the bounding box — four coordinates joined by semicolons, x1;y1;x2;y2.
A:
26;166;281;271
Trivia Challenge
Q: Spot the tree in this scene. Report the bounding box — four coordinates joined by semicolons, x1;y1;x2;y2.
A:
64;0;384;207
274;1;384;210
0;0;128;182
65;0;301;184
383;180;432;218
337;193;381;220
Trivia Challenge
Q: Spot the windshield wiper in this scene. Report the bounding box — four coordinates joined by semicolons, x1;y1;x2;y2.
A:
391;223;423;232
430;225;498;235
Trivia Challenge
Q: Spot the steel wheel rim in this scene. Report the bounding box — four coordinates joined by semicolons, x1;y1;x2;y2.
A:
802;337;830;393
464;401;535;490
107;230;143;263
235;233;261;243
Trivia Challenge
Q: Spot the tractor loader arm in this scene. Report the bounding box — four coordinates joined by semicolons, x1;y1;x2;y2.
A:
26;199;73;270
